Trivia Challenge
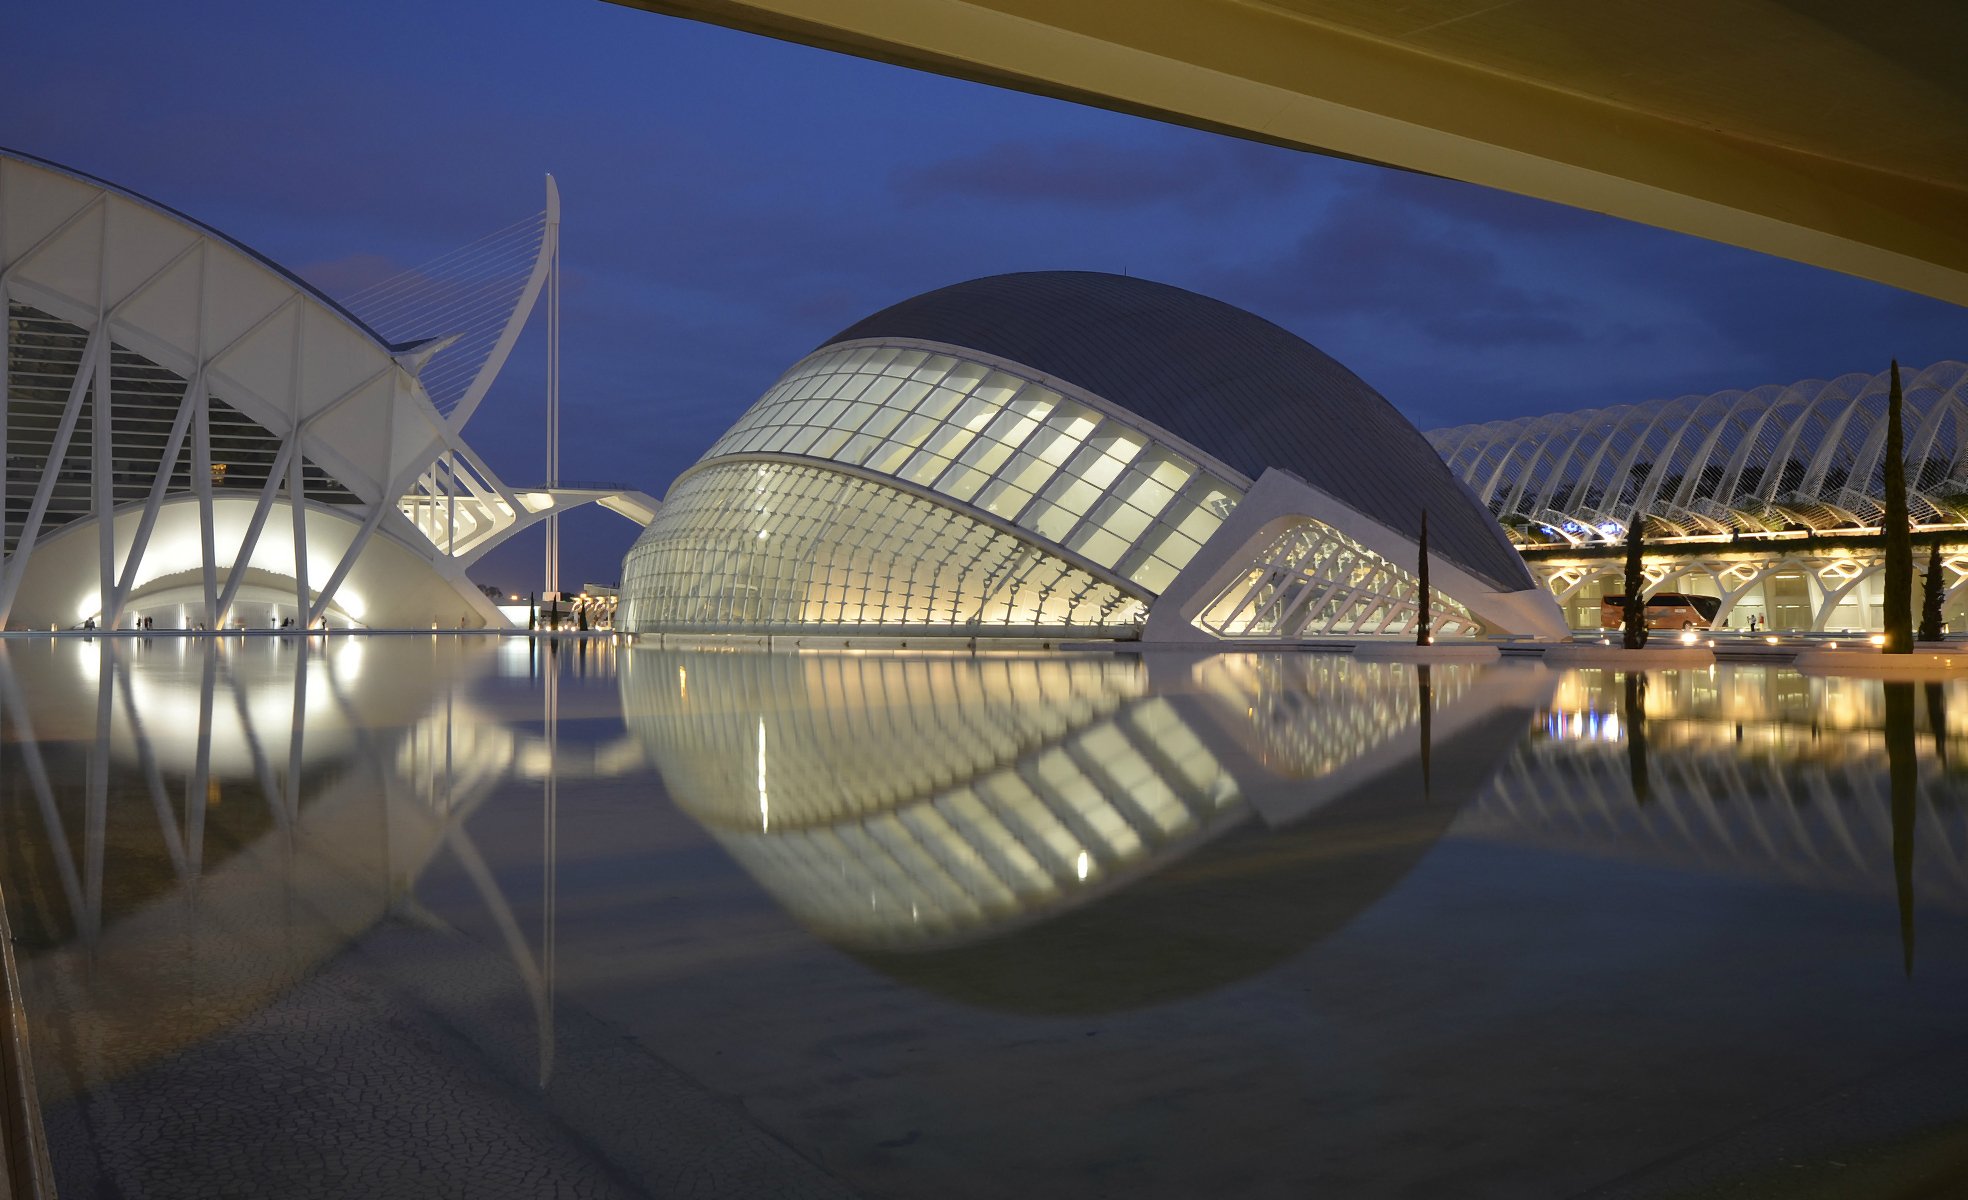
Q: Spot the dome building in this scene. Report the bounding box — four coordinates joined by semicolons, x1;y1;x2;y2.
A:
619;271;1566;642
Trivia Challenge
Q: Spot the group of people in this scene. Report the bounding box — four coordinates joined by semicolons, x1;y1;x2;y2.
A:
77;614;328;631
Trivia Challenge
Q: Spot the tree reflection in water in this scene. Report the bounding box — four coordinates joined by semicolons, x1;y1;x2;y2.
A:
1886;680;1918;976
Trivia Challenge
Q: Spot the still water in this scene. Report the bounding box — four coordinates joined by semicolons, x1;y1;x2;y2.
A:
4;637;1968;1198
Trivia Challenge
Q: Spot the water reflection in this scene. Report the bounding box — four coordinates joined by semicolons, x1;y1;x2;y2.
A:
9;644;1968;1195
619;650;1552;1010
0;635;637;1114
1471;665;1968;950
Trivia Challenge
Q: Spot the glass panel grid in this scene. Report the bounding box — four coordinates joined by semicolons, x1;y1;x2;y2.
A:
696;343;1244;594
620;460;1147;633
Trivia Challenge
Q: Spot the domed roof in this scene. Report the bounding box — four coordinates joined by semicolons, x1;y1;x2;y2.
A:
822;271;1531;592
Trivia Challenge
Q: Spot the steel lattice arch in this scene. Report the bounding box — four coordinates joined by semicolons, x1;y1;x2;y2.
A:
1428;362;1968;633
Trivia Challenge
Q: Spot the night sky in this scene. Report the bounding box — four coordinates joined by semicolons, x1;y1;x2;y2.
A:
6;0;1964;592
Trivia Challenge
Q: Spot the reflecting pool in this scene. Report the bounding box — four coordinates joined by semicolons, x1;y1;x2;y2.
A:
5;637;1968;1197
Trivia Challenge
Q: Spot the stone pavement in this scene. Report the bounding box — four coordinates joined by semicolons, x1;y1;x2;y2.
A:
35;914;859;1199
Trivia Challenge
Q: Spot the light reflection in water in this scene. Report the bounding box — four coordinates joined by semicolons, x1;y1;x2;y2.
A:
0;635;636;1116
4;643;1968;1195
1470;665;1968;968
618;650;1548;974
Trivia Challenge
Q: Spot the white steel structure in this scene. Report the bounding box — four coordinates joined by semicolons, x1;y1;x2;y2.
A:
0;149;656;631
1432;362;1968;544
1429;362;1968;632
620;272;1567;641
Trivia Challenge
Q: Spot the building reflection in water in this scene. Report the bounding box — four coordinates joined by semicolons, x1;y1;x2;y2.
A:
619;649;1553;1011
12;639;1967;1112
1470;665;1968;972
0;635;639;1113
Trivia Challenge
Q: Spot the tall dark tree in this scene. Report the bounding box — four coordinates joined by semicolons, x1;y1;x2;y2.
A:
1416;509;1432;646
1919;538;1946;643
1884;360;1914;654
1622;509;1649;649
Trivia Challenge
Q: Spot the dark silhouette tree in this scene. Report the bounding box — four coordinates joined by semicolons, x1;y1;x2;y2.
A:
1416;509;1432;646
1884;360;1913;654
1622;509;1648;649
1919;538;1946;643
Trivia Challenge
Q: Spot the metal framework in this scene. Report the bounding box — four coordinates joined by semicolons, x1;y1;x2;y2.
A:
0;150;650;629
1195;517;1479;641
1430;361;1968;545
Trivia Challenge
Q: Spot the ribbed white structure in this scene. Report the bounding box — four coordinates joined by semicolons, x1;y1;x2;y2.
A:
0;150;654;630
1429;362;1968;543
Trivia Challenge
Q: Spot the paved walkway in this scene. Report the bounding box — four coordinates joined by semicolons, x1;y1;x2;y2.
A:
35;917;857;1199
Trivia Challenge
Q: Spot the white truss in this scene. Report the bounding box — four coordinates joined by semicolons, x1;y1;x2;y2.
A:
1194;516;1480;640
0;150;654;629
1429;362;1968;542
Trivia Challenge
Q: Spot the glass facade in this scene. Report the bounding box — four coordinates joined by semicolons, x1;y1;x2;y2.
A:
619;649;1240;949
701;342;1242;594
1197;517;1479;639
619;460;1147;634
5;303;359;555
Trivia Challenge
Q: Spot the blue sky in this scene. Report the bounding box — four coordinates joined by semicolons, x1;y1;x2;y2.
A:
6;0;1963;591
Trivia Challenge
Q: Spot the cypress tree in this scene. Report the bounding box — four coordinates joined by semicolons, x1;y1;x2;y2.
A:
1884;360;1913;654
1919;539;1946;643
1622;509;1648;649
1416;509;1431;646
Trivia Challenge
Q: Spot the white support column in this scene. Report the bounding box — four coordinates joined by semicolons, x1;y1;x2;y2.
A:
106;367;201;624
94;349;115;625
544;201;560;597
213;435;297;624
192;391;217;627
308;399;396;626
289;437;309;626
288;313;309;626
0;331;104;625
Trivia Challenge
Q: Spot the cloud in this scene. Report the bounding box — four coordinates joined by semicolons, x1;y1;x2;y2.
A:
1208;189;1589;350
893;136;1299;212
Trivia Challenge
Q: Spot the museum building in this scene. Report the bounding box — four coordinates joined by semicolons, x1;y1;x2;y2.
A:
0;148;655;630
619;271;1567;642
1430;361;1968;632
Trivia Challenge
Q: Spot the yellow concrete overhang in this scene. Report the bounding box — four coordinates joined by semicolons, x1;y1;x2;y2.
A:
610;0;1968;305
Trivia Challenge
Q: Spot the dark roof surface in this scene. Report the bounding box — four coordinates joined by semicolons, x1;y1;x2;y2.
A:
821;271;1532;592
